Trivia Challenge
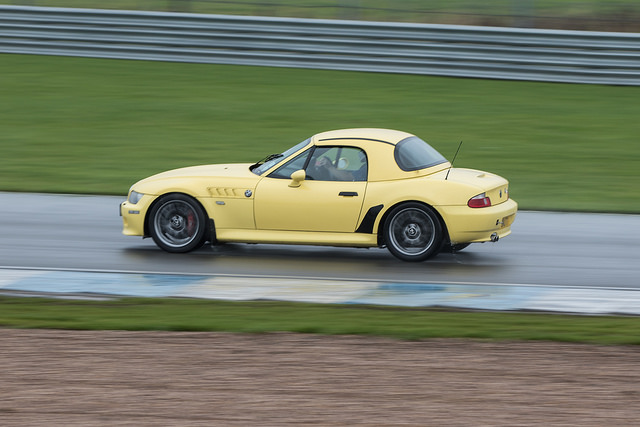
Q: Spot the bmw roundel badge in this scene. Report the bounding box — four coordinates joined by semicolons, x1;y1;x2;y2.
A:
245;189;253;198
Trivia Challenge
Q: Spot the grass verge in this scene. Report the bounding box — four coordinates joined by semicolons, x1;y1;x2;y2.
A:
2;54;639;212
1;296;638;345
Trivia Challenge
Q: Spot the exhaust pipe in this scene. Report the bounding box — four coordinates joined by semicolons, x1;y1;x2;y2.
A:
490;233;499;242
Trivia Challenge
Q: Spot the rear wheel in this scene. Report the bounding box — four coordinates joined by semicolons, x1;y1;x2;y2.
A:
383;203;443;262
148;194;207;253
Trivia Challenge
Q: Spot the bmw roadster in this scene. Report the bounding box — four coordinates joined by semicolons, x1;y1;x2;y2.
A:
121;128;517;261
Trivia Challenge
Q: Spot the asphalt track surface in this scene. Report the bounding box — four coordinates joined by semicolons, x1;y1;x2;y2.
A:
1;192;639;291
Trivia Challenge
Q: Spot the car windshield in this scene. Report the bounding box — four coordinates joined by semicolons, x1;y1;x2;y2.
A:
251;138;311;176
394;136;448;171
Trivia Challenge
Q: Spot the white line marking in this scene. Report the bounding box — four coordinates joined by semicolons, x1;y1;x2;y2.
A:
1;265;637;292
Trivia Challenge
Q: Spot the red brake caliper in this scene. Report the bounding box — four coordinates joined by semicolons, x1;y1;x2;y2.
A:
187;212;195;235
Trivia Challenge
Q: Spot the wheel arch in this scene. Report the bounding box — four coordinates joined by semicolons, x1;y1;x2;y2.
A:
376;200;450;247
144;191;214;243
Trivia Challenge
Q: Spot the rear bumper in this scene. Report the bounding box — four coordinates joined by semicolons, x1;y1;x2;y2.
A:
438;199;518;244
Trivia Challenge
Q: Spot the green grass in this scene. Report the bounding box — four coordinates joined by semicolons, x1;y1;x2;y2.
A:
2;54;639;212
1;296;639;345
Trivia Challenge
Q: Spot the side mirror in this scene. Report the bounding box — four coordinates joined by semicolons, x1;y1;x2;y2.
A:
288;169;306;187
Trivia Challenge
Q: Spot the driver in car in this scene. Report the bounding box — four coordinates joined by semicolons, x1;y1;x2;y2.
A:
315;152;367;181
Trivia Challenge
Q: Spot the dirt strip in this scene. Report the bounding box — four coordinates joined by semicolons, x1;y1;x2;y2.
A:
1;329;639;426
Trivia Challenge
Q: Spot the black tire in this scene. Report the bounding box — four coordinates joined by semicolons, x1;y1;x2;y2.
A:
148;194;207;253
383;203;443;262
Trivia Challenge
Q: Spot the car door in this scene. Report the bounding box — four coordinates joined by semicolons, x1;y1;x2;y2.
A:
254;146;368;232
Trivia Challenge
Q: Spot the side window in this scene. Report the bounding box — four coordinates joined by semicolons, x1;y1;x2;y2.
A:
307;146;367;182
267;148;312;179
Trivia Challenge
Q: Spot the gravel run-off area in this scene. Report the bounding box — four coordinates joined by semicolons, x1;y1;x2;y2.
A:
2;329;640;426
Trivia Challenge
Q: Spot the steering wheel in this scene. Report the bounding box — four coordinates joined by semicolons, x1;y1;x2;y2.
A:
309;156;332;181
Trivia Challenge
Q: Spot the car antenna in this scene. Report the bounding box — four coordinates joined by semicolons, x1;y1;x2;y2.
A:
445;141;463;181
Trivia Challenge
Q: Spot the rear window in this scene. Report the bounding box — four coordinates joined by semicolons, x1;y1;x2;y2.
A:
394;137;447;171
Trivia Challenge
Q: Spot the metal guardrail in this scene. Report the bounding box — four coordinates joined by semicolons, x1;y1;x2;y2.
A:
1;5;639;85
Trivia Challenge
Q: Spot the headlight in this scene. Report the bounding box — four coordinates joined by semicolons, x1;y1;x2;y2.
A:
128;190;144;204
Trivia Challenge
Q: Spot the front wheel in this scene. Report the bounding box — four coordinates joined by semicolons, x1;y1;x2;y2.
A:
383;203;443;262
148;194;207;253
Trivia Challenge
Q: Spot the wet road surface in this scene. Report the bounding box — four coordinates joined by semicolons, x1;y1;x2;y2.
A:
1;192;638;289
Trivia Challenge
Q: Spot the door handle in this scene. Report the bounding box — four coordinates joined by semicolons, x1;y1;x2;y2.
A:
339;191;358;197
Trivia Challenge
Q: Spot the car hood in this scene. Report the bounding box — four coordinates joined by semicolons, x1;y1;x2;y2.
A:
132;163;260;196
144;163;256;180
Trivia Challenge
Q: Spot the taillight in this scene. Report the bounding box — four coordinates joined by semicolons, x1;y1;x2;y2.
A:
468;193;491;208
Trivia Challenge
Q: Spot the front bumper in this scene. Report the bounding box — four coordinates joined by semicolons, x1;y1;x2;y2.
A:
120;195;154;237
439;198;518;244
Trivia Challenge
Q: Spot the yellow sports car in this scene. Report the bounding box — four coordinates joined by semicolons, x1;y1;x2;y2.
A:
121;128;517;261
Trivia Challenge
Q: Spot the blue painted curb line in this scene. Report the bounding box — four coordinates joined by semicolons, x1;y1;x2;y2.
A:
1;268;639;315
